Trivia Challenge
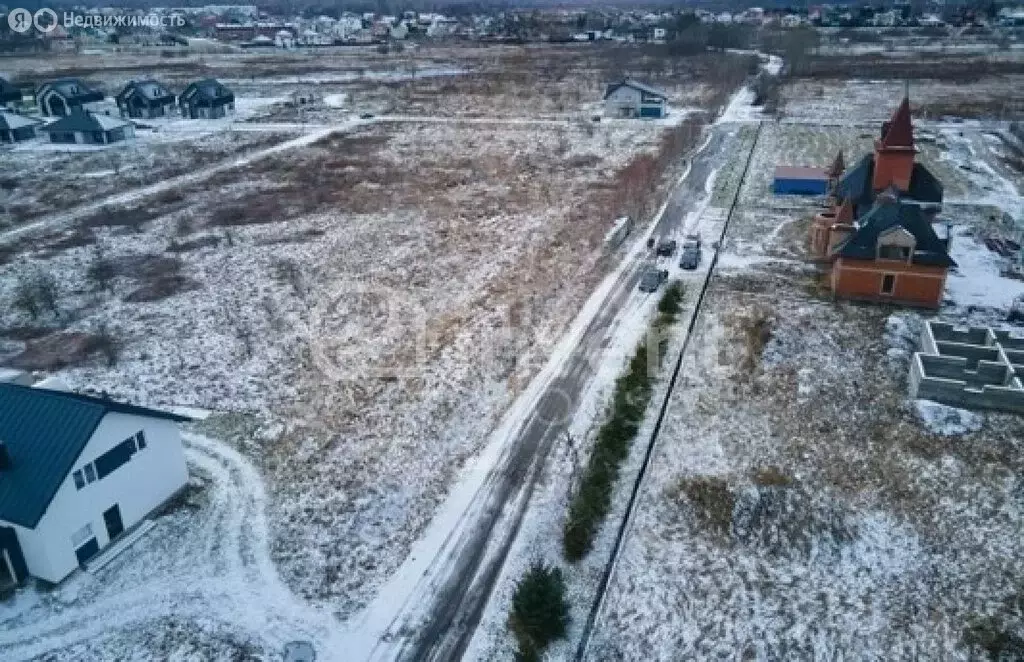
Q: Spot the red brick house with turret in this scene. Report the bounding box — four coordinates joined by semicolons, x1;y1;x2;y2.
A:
808;95;955;309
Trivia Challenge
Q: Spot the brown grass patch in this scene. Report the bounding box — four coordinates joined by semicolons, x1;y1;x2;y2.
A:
678;476;736;538
5;332;110;370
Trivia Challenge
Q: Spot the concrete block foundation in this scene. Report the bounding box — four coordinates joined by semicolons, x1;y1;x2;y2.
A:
909;321;1024;414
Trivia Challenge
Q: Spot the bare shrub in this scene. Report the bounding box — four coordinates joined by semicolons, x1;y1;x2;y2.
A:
92;323;120;366
272;258;305;298
13;271;60;320
87;249;116;293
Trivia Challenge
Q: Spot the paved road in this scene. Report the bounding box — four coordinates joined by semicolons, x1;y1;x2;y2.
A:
375;123;734;662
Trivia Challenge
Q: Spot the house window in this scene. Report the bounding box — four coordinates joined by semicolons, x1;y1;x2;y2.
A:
84;463;97;484
73;470;85;489
95;438;136;480
881;274;896;295
879;245;911;261
71;523;93;549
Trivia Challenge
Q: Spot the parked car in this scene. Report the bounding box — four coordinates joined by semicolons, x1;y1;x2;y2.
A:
656;239;677;257
638;264;669;292
591;115;601;122
679;235;702;270
359;112;374;119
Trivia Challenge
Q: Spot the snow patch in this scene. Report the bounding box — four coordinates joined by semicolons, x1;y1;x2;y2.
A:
914;399;984;437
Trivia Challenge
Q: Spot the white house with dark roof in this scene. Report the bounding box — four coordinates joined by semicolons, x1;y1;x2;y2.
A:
35;78;105;117
0;381;190;586
116;79;177;119
39;109;134;146
603;79;668;119
0;111;40;143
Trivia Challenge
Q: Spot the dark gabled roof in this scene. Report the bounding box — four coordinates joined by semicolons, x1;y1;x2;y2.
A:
0;77;21;104
117;80;175;105
603;78;668;100
908;162;943;203
833;199;956;268
0;383;189;528
37;78;104;104
40;109;130;134
179;78;234;105
834;153;944;214
833;153;874;210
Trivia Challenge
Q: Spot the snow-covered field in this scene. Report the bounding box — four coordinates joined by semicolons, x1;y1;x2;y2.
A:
6;46;1024;661
0;46;725;655
588;87;1024;661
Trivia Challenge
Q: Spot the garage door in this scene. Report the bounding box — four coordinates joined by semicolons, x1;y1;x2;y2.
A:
640;106;662;118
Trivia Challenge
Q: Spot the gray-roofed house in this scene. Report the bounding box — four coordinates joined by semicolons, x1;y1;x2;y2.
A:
35;78;105;117
39;109;134;145
0;111;40;143
116;79;177;119
178;78;235;119
0;382;190;585
0;77;23;106
603;79;668;119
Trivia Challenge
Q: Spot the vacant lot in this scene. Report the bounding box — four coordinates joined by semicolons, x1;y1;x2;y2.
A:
0;44;753;624
589;93;1024;659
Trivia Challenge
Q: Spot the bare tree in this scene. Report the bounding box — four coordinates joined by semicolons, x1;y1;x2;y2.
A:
87;249;117;293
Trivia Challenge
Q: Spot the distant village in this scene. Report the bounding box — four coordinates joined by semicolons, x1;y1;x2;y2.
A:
2;1;1024;54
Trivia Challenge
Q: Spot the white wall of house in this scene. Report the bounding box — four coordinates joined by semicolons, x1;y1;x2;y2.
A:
604;85;643;117
604;85;666;119
12;412;187;584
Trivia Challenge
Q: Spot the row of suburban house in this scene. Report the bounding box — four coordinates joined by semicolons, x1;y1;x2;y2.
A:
1;77;236;120
0;76;236;147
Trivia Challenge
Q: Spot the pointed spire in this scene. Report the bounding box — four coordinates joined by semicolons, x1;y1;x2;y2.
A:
828;150;846;178
836;197;855;223
881;96;914;149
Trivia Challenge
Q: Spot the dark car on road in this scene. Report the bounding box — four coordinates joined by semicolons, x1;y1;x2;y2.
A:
638;264;669;292
656;239;677;257
679;234;702;270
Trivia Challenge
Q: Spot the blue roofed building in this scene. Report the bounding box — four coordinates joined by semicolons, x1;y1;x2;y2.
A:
0;378;189;586
773;165;830;195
